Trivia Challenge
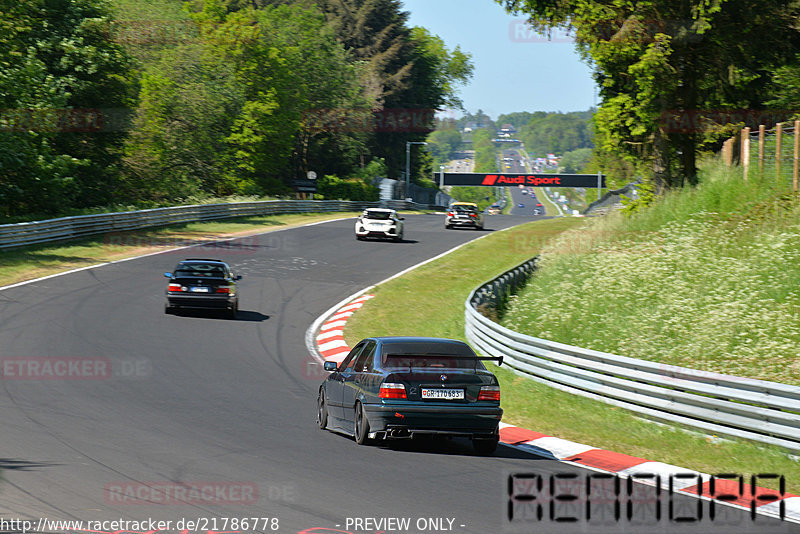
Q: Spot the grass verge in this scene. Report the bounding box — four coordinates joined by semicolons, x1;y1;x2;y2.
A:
0;212;355;287
343;216;800;494
503;162;800;385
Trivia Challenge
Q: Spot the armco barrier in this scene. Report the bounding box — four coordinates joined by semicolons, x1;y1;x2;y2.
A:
465;256;800;452
0;199;443;250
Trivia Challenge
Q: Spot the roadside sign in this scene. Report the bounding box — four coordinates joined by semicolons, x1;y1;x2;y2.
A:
291;179;317;192
442;173;605;188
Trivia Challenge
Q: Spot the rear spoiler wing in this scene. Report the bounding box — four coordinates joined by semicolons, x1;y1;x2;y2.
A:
477;354;503;366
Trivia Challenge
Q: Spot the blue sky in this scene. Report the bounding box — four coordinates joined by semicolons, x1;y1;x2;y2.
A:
400;0;597;120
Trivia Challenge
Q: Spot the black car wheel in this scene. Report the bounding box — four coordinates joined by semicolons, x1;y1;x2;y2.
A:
164;303;173;314
317;390;328;430
354;402;371;445
226;301;238;320
473;434;499;455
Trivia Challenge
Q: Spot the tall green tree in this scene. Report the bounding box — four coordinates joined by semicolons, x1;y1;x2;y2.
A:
126;1;366;197
0;0;133;217
319;0;472;182
122;43;245;200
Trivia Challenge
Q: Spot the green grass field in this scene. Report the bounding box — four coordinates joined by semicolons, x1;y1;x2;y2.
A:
503;162;800;385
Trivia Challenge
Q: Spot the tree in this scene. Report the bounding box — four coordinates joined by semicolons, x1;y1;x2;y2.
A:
319;0;473;182
0;0;133;217
560;147;594;173
127;1;366;197
426;127;463;166
499;0;800;191
518;111;594;156
122;43;246;200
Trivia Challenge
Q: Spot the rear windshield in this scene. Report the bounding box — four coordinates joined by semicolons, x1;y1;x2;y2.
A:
365;210;392;220
174;263;226;277
383;354;486;370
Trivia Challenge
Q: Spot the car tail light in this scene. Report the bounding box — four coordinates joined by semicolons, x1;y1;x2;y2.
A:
379;383;406;399
469;213;477;218
216;286;231;293
447;211;454;216
168;283;184;292
478;385;500;401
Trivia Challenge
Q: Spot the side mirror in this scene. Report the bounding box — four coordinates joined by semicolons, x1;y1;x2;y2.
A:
235;275;242;280
163;272;173;278
399;217;405;220
323;361;338;372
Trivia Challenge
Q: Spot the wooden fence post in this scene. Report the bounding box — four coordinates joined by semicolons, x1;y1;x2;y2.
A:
758;124;765;175
776;122;783;181
722;138;734;166
794;120;799;192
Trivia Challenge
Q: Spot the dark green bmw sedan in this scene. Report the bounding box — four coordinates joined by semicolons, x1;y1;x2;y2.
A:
316;337;503;454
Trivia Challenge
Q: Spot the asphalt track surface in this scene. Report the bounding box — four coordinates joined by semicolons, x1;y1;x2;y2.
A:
0;214;794;534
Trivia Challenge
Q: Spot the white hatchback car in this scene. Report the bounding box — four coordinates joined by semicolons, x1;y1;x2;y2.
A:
355;208;405;242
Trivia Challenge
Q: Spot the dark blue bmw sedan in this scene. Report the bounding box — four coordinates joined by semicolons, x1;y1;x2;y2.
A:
317;337;503;454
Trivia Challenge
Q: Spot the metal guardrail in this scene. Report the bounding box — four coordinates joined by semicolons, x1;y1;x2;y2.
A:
0;199;444;250
465;257;800;452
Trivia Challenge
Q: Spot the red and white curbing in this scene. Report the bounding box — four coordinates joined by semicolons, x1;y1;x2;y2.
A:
312;297;800;524
315;295;373;363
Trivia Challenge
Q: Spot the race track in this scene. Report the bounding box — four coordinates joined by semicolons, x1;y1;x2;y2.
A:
0;213;788;534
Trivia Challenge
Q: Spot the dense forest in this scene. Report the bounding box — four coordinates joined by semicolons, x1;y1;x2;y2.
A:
0;0;472;219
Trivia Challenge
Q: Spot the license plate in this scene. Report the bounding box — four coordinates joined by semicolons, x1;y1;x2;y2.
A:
190;287;210;293
421;388;464;400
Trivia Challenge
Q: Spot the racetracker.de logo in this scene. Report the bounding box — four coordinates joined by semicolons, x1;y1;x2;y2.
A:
2;357;110;380
302;108;438;133
659;109;800;133
103;232;259;254
509;20;574;43
104;481;259;505
0;108;132;133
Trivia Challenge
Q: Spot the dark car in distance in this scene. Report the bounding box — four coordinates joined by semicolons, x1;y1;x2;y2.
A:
317;337;503;454
164;259;241;318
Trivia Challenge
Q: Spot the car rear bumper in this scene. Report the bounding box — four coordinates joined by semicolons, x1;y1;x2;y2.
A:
364;403;502;436
446;218;482;227
166;293;236;309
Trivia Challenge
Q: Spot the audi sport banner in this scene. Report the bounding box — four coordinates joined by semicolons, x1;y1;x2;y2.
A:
443;173;605;188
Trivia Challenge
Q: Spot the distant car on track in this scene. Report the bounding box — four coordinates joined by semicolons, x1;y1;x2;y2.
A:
517;203;525;208
445;202;485;230
355;208;404;241
164;258;241;318
317;337;503;454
